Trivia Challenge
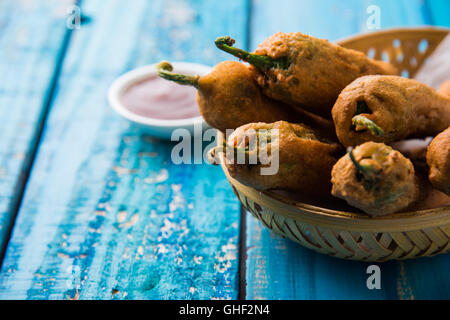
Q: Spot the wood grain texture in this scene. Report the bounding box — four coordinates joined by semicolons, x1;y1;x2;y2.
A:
0;0;72;256
0;0;248;300
426;0;450;27
249;0;431;46
246;0;450;300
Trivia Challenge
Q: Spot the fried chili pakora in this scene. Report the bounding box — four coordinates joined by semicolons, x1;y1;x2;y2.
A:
156;61;332;133
427;127;450;196
215;33;397;118
332;75;450;147
331;142;419;216
211;121;343;198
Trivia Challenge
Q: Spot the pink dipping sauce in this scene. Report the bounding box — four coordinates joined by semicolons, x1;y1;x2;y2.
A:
121;76;200;120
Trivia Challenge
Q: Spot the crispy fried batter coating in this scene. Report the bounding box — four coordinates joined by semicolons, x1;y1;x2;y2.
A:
221;121;343;197
158;61;333;133
427;127;450;195
331;142;419;216
197;61;296;131
332;75;450;147
252;32;397;118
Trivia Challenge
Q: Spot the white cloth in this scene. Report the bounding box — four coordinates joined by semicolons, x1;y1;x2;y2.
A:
414;34;450;89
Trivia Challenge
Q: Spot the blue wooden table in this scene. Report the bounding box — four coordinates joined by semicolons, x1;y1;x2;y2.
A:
0;0;448;300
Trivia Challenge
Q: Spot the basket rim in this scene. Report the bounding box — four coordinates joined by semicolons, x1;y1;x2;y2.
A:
335;25;450;45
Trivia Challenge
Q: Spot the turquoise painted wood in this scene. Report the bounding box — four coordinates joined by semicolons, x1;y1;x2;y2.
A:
0;0;448;301
426;0;450;27
0;0;248;300
245;0;450;300
0;0;72;255
249;0;431;47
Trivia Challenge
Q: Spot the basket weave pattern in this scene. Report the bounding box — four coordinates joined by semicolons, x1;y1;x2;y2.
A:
234;186;450;261
338;28;448;77
223;28;450;262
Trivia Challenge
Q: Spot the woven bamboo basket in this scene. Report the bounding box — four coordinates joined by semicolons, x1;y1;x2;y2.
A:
219;27;450;262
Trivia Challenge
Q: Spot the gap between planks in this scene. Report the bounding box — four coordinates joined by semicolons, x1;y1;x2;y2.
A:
238;205;248;300
237;0;252;300
0;4;79;270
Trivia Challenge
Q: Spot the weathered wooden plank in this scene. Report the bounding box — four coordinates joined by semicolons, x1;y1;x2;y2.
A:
0;0;72;257
249;0;429;46
246;0;450;300
246;221;400;299
0;0;248;299
426;0;450;28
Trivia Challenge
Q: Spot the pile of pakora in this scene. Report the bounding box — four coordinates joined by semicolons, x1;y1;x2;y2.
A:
157;31;450;217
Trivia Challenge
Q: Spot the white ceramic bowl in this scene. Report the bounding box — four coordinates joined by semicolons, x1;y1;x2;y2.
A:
108;62;212;139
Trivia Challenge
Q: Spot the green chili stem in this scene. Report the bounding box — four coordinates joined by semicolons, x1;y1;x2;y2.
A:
210;142;249;157
207;142;230;165
207;147;219;165
214;36;280;71
349;148;373;175
352;115;385;137
156;61;200;88
207;143;229;165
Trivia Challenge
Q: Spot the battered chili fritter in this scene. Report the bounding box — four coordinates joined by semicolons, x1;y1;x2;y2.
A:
157;61;333;133
332;75;450;147
211;121;343;198
215;33;397;118
331;142;419;216
427;127;450;196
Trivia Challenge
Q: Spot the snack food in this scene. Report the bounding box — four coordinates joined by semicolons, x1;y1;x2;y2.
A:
158;29;450;220
156;61;332;133
215;33;397;118
427;127;450;195
331;142;419;216
332;75;450;147
211;121;343;198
